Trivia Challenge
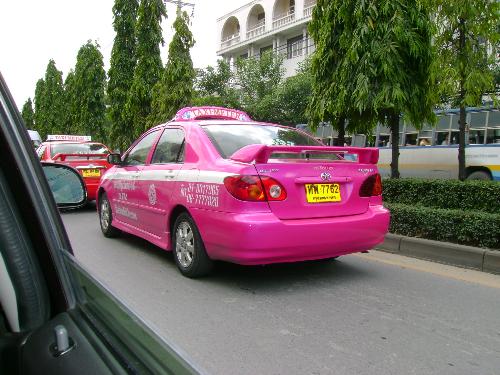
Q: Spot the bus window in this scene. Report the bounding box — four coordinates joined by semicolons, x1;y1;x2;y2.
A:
351;134;366;147
436;132;449;145
486;128;500;144
469;129;485;144
436;115;450;131
450;131;459;144
320;138;331;145
378;134;390;147
469;111;487;129
405;133;418;146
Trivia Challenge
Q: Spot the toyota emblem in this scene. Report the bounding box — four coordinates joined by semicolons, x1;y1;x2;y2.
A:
320;172;331;181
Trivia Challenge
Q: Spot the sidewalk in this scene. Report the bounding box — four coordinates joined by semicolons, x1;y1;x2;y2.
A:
376;233;500;275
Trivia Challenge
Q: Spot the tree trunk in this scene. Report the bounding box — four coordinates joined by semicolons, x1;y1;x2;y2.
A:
337;117;346;146
458;17;467;181
389;112;400;179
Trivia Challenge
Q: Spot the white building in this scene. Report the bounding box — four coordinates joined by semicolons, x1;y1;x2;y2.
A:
216;0;317;77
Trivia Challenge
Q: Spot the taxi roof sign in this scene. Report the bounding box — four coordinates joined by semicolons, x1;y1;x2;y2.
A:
47;135;92;142
174;106;252;122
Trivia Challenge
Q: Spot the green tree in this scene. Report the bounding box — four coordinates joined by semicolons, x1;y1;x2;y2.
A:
253;66;313;125
43;60;65;135
149;10;195;125
434;0;499;180
21;98;35;129
108;0;139;151
193;59;240;108
32;60;66;139
73;41;107;141
126;0;166;139
234;51;284;114
308;0;436;178
63;70;78;134
33;78;46;137
307;3;351;146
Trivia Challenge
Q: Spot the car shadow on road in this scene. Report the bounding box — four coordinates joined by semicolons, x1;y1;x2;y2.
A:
138;238;377;292
67;218;378;292
203;257;378;292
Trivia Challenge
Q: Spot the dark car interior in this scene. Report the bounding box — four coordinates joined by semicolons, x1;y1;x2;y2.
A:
0;73;202;375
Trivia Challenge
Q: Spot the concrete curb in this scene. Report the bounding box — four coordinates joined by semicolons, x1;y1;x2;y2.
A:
375;233;500;275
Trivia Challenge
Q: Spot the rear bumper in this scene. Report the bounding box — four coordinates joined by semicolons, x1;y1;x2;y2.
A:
84;180;99;200
191;205;390;265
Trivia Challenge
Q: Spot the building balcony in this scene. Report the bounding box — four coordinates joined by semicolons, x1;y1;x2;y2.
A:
218;1;318;53
221;33;241;49
272;8;295;29
303;4;314;18
246;20;266;39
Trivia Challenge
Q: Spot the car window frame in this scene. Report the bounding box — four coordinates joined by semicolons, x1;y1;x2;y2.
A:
36;144;46;160
121;129;162;167
0;72;203;375
150;127;186;165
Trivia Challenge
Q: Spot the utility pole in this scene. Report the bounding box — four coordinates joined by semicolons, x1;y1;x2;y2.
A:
164;0;195;17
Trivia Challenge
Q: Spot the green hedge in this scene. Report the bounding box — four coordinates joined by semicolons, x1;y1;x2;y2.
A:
387;203;500;249
382;178;500;214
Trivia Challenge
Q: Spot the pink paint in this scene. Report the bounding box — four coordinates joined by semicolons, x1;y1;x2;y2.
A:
99;107;390;265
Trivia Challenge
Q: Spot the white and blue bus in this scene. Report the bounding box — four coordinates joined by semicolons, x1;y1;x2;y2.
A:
298;107;500;181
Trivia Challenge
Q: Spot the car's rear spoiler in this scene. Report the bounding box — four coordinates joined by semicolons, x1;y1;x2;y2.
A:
52;153;109;161
230;145;379;164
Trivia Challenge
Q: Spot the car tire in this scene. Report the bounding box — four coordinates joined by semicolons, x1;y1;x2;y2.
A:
466;171;491;180
99;192;120;238
173;213;213;278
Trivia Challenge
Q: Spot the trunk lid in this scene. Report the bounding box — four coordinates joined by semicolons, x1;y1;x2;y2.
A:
53;153;111;181
231;145;379;220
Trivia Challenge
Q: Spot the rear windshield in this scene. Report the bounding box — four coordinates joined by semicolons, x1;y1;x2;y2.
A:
202;124;322;158
50;143;109;158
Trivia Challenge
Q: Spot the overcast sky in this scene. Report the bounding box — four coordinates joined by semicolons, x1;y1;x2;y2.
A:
0;0;247;108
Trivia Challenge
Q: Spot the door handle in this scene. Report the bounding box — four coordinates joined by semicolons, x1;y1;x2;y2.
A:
164;170;176;179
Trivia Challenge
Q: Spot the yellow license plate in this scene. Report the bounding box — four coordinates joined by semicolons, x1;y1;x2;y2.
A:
305;183;341;203
82;169;100;178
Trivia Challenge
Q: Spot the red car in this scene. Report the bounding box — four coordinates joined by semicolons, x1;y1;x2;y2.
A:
37;135;111;200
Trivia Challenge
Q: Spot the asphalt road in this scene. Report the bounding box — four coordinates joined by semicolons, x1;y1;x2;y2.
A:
62;204;500;375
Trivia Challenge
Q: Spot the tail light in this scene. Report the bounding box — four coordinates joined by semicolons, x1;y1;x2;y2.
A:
224;175;287;202
260;176;287;201
359;173;382;197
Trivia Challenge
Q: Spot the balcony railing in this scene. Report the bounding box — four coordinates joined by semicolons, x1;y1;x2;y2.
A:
221;33;240;49
246;20;265;39
304;4;315;18
272;9;295;29
220;3;319;52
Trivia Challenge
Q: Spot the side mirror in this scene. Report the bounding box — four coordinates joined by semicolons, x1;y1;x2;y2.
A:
107;153;122;165
42;163;87;209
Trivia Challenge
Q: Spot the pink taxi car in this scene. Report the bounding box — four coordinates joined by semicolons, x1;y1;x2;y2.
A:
97;107;390;277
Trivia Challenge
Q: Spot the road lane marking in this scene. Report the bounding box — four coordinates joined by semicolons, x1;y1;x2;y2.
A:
354;251;500;289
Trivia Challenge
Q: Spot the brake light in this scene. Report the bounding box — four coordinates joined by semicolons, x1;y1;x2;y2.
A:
224;175;287;202
260;176;287;201
359;173;382;197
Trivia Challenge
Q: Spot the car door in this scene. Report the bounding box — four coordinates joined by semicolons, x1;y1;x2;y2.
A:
109;130;161;232
0;72;202;375
136;127;186;242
